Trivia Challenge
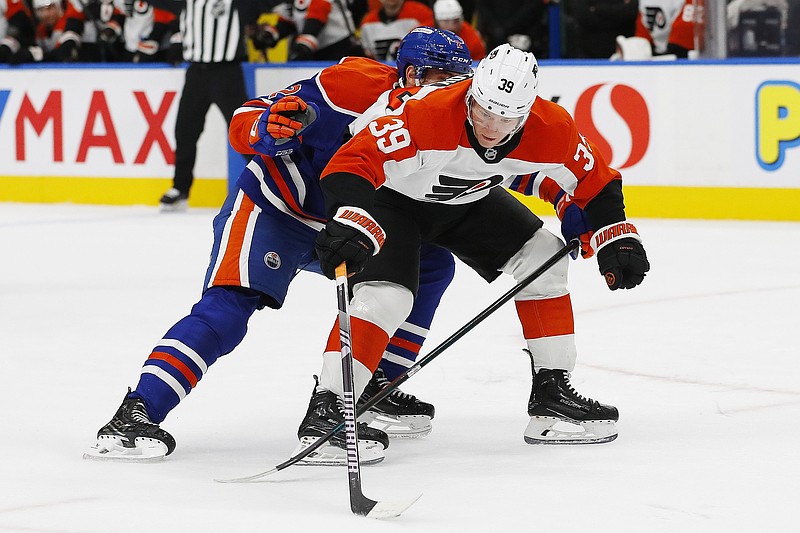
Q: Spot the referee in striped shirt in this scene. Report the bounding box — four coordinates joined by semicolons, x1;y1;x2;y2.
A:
158;0;276;211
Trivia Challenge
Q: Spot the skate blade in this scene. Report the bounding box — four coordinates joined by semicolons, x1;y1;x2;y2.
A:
291;436;385;466
361;412;432;439
82;435;168;462
524;416;618;445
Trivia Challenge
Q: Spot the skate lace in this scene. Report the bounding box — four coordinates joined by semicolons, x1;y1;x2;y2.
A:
373;369;412;400
562;372;599;407
129;403;153;425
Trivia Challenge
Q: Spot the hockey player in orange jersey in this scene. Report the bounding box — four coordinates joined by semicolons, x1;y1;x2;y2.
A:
635;0;696;57
310;44;651;446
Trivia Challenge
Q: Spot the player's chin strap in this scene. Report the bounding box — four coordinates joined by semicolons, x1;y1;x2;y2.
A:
215;239;580;484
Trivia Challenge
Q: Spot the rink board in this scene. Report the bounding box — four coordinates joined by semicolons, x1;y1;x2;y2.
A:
0;60;798;219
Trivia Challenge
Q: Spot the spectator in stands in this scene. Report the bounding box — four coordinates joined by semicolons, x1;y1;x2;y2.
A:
406;0;475;20
359;0;433;60
30;0;64;58
433;0;484;59
251;0;362;61
635;0;694;58
57;0;127;62
474;0;547;57
568;0;638;58
122;1;183;64
0;0;99;64
0;0;37;64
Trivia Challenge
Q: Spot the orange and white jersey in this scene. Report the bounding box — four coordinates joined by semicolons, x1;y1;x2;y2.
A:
327;78;620;209
358;0;433;60
64;0;124;44
118;0;175;54
274;0;356;50
2;0;33;49
635;0;695;55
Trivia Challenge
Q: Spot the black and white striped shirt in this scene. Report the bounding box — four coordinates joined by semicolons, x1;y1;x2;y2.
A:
180;0;246;63
143;0;275;63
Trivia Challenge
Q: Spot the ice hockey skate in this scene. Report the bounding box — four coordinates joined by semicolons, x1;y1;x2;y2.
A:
158;187;188;212
357;368;435;438
293;379;389;466
83;390;176;462
524;367;619;445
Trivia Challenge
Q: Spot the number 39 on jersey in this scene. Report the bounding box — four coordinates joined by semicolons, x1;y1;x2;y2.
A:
368;118;411;154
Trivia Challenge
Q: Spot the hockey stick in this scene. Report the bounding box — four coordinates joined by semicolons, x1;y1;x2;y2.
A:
334;263;421;519
216;239;578;483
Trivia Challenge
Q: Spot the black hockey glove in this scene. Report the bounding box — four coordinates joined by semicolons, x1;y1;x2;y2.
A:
288;34;317;61
251;24;279;51
593;223;650;290
8;46;43;65
0;44;12;63
53;40;79;62
315;207;386;279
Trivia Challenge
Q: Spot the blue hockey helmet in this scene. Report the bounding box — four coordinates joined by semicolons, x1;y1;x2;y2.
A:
396;27;473;84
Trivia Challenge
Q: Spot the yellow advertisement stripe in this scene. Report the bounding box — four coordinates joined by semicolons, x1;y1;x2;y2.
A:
0;177;229;208
1;177;798;220
511;186;800;222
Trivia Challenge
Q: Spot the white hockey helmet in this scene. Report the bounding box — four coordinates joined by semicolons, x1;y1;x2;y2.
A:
468;44;539;121
433;0;463;21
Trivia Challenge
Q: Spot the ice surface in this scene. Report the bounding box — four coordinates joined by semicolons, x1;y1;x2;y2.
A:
1;203;798;532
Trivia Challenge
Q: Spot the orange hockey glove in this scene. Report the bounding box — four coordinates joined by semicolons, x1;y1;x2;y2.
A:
267;95;315;139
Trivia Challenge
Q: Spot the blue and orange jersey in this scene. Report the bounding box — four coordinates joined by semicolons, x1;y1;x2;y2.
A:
228;56;399;228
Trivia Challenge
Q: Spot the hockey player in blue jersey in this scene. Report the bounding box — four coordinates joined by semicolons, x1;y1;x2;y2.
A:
85;28;476;464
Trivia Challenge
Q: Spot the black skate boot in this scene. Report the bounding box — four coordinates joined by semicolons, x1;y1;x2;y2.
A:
83;389;176;461
524;351;618;444
357;368;435;438
159;187;188;212
294;377;389;466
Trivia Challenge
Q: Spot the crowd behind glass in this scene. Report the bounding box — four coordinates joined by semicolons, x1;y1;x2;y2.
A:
1;0;798;66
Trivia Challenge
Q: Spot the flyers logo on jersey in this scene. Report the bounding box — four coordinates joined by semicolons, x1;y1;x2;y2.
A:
644;7;667;30
426;174;504;202
573;83;650;169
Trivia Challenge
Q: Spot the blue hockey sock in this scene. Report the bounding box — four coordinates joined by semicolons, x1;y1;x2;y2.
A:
129;287;261;423
379;244;454;380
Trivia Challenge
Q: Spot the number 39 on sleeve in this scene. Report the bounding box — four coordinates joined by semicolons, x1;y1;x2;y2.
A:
368;118;411;154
